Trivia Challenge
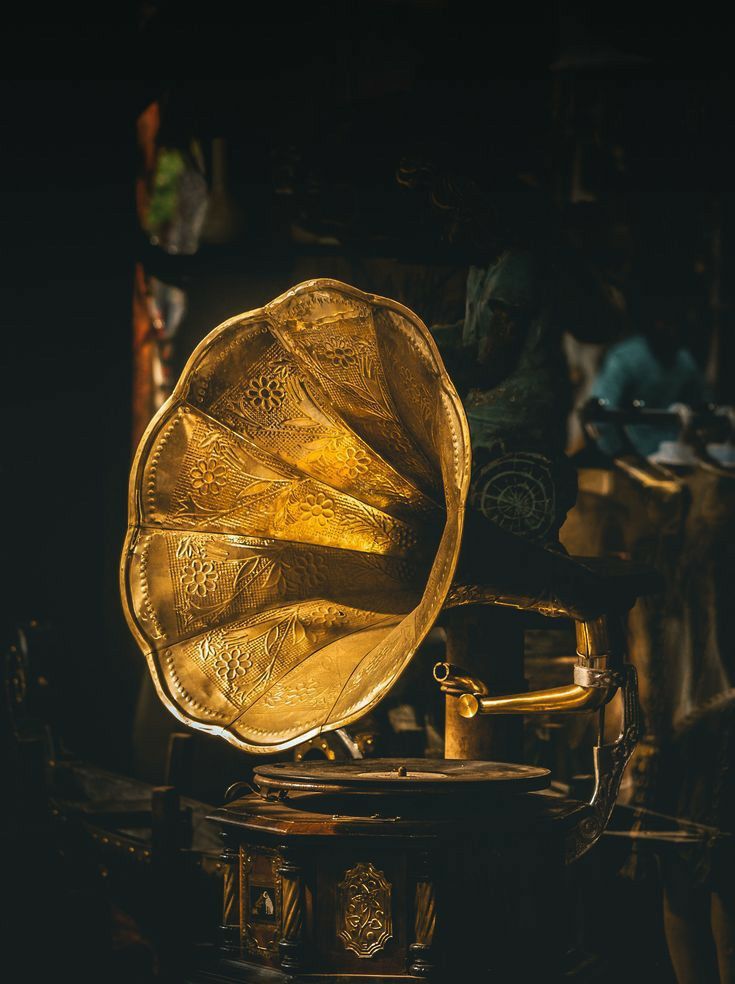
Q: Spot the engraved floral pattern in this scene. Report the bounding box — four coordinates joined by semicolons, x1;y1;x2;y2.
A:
243;375;286;412
338;862;392;958
263;678;325;708
398;364;433;419
308;605;348;628
190;458;227;495
336;446;369;479
214;646;253;689
124;281;458;756
299;492;334;526
284;552;327;592
181;558;219;597
323;341;357;368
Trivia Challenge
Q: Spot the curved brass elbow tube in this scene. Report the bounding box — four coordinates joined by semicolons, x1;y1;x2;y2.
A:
435;613;622;718
434;607;642;861
435;611;640;862
454;682;610;719
433;661;489;697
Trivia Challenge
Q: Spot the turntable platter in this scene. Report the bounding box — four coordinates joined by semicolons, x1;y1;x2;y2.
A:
253;757;550;797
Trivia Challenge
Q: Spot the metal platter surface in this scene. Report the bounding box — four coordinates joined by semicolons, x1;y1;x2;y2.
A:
253;758;550;797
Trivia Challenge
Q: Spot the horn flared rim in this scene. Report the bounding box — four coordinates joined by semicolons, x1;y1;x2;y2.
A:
120;279;471;753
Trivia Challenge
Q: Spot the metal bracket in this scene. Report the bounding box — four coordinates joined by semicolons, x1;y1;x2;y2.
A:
566;664;640;863
573;665;624;689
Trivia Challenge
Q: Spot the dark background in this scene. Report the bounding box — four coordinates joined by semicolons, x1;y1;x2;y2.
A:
3;4;735;776
2;9;735;984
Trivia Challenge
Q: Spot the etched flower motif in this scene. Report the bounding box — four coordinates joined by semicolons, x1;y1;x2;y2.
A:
190;458;227;495
299;492;334;526
265;679;323;707
399;364;431;414
285;552;327;591
284;680;323;705
181;558;219;597
309;604;347;628
337;446;369;479
214;646;253;688
323;341;357;368
243;375;286;412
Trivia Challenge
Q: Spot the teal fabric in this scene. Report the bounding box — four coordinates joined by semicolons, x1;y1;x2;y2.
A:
591;335;707;456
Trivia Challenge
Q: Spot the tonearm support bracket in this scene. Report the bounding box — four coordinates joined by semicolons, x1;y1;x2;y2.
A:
435;611;641;860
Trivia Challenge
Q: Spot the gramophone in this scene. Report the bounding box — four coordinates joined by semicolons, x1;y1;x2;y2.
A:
121;280;658;981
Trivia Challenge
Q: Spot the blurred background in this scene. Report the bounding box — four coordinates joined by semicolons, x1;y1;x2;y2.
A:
3;3;735;981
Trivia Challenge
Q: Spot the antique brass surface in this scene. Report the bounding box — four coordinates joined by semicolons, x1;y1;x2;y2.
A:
434;612;621;717
454;683;609;718
575;614;614;658
121;278;654;754
432;662;489;697
122;279;468;753
433;612;642;861
338;862;393;958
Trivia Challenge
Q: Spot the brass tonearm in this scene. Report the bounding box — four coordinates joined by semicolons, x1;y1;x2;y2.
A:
434;605;642;861
434;614;623;718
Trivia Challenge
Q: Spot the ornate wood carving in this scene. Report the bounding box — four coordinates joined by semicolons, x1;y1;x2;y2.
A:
409;850;436;978
277;847;304;972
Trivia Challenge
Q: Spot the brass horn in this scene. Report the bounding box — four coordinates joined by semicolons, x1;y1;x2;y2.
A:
121;279;658;759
